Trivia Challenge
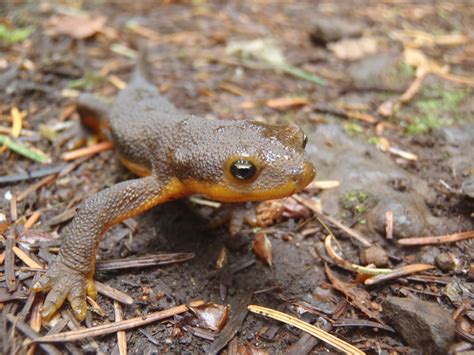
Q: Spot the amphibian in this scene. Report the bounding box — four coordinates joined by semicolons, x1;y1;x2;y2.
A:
33;50;316;320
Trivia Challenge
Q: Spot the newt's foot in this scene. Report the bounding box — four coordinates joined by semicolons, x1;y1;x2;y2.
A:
32;258;95;321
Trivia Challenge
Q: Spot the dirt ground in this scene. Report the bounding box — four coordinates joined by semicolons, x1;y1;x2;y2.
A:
1;1;473;354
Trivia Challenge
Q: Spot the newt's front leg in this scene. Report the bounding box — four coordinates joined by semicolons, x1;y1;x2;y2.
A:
33;176;183;320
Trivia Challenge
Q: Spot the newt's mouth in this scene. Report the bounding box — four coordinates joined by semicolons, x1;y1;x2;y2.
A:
297;162;316;192
184;161;316;203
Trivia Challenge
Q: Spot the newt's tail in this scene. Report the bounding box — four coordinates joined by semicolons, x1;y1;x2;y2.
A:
130;42;151;84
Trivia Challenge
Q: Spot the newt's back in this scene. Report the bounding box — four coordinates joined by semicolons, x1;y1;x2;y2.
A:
109;66;185;175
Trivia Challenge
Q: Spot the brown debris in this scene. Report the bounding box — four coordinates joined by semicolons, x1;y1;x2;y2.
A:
208;293;253;354
364;264;435;286
5;233;17;292
325;264;383;323
47;14;106;39
189;302;230;332
252;232;273;266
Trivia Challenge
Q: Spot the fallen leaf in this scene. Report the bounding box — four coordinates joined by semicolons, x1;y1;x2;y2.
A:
47;15;106;39
328;37;378;61
325;264;384;323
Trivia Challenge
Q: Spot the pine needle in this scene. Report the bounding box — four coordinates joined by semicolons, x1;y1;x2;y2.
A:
248;305;365;355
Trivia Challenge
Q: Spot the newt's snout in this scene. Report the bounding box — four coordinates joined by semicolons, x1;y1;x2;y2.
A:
297;161;316;191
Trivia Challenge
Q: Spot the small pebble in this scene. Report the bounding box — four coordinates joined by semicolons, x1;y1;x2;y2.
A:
360;245;389;267
435;252;456;272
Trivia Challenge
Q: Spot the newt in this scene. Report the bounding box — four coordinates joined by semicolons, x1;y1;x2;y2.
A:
32;50;316;321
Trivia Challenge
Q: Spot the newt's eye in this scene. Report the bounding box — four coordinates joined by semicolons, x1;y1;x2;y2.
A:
302;133;308;149
230;159;257;180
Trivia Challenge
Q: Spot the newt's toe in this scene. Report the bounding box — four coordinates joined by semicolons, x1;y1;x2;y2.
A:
41;284;70;320
33;258;92;321
32;274;54;292
67;284;88;321
87;278;96;299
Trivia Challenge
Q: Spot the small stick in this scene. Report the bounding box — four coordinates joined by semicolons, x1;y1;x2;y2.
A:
114;301;127;355
94;281;133;305
61;141;113;161
248;305;365;355
5;234;17;292
35;300;204;342
398;230;474;246
364;264;434;286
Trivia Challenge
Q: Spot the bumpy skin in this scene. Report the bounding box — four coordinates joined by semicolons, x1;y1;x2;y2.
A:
33;58;316;321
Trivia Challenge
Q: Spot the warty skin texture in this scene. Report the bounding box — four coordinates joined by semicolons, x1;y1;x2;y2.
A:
33;64;316;321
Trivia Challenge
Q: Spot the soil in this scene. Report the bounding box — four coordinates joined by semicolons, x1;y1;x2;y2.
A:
1;1;473;354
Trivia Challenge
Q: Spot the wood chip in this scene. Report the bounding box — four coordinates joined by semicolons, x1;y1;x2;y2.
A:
10;106;23;137
108;75;127;90
266;97;309;110
388;146;418;161
24;211;41;230
385;210;393;240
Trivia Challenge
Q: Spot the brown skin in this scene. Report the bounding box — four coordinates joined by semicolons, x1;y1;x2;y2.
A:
33;59;316;321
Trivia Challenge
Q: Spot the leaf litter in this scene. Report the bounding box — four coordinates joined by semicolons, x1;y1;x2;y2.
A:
1;1;473;354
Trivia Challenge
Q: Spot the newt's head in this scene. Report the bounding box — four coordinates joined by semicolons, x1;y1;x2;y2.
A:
173;119;315;202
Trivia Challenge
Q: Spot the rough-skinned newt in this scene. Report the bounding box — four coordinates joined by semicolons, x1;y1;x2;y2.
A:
32;50;316;321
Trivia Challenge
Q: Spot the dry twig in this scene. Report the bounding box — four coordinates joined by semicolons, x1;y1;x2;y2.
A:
398;230;474;246
35;300;204;342
61;141;113;161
